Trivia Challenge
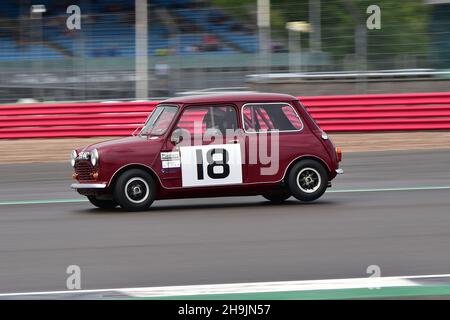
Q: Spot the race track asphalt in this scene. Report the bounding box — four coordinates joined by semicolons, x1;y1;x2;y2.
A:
0;149;450;293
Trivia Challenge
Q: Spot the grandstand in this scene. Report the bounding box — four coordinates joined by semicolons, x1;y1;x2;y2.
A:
0;0;448;102
0;0;259;61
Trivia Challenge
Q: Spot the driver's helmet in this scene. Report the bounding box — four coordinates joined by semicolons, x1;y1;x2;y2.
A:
203;108;227;134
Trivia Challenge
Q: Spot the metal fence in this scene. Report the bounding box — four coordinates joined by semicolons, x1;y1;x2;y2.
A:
0;1;449;102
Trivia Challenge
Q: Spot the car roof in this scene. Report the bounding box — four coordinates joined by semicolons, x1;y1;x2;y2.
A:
161;92;298;105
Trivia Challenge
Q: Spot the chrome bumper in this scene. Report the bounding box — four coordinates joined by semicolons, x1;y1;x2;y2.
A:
336;168;344;174
71;183;107;189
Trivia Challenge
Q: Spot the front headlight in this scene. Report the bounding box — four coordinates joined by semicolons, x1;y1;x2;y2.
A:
70;150;77;167
90;149;99;167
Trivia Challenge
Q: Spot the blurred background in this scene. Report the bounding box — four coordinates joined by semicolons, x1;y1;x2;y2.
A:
0;0;449;103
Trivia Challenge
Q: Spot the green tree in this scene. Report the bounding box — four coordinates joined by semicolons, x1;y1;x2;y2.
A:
212;0;431;68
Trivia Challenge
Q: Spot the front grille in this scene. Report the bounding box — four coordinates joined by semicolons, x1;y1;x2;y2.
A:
75;161;94;182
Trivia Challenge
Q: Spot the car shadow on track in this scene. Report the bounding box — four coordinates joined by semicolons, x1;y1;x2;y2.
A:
74;198;339;215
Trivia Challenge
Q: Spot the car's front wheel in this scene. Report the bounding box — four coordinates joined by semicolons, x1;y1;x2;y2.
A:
113;169;156;211
287;159;328;202
87;195;118;209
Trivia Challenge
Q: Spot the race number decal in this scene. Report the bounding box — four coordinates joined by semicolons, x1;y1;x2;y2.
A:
180;144;242;187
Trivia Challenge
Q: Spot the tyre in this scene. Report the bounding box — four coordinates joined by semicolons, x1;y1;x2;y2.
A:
87;195;118;209
113;169;156;211
262;190;291;203
287;159;328;202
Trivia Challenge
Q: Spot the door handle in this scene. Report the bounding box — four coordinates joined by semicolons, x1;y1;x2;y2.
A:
228;139;239;144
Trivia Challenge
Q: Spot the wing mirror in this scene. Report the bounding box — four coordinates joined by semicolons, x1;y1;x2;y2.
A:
170;128;184;145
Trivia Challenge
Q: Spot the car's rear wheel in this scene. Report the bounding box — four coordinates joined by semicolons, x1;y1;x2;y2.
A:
262;190;291;203
113;169;156;211
87;195;118;209
287;159;328;202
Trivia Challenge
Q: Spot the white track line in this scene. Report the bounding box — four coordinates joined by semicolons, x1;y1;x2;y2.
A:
1;185;450;206
1;274;450;298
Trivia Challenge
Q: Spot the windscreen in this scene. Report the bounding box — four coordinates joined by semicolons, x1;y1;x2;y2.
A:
139;105;178;136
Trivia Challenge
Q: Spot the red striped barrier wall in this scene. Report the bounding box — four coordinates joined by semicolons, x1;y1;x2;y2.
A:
0;101;158;139
1;92;450;139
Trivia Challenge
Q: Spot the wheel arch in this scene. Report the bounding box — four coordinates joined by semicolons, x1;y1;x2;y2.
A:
283;155;331;182
108;163;162;192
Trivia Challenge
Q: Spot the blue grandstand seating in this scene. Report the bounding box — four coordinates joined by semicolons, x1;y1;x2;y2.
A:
0;0;259;60
175;8;258;53
0;37;63;60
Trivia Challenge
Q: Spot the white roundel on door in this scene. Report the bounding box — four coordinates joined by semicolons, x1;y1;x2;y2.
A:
180;144;243;187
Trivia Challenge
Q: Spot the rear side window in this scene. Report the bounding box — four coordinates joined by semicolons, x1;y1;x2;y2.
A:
242;103;303;132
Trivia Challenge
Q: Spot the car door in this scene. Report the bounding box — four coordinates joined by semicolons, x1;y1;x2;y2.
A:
161;104;244;189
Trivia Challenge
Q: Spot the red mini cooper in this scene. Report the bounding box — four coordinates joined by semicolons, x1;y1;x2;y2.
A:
71;93;343;211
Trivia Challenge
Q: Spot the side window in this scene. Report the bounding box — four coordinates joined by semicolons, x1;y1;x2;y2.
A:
242;103;303;132
175;106;238;135
281;105;303;129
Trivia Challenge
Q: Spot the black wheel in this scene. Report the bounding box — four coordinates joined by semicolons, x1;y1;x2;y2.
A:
262;190;291;203
113;169;156;211
87;195;118;209
287;159;329;202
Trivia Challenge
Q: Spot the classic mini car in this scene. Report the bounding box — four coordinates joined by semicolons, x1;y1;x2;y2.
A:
70;93;343;211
